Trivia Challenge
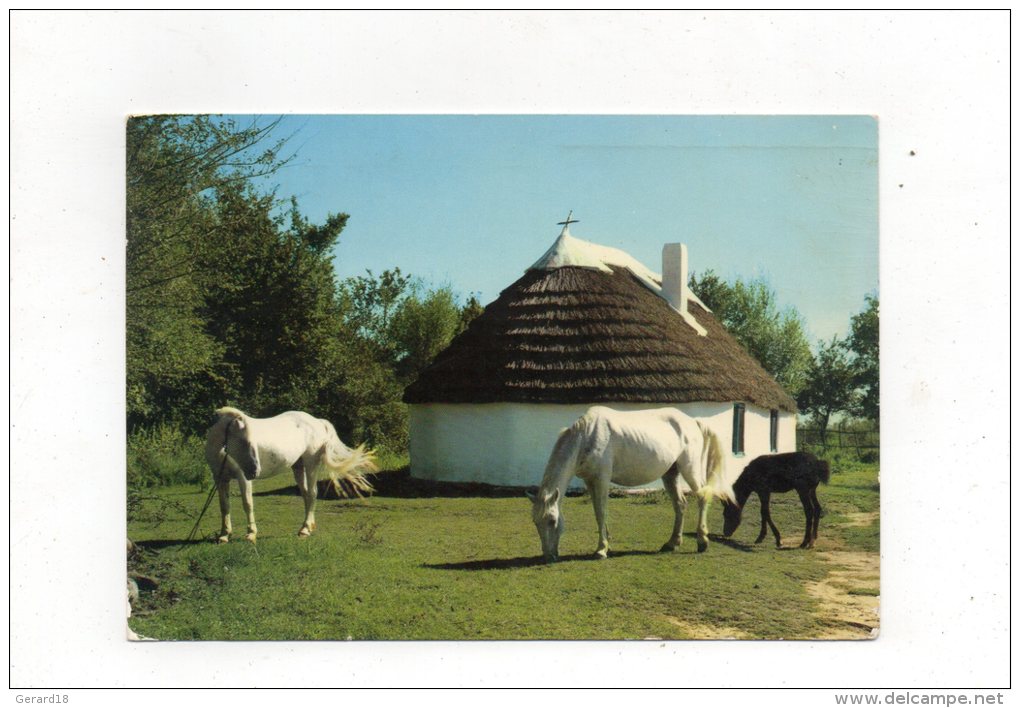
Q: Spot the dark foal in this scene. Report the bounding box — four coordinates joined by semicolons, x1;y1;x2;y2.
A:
722;452;830;549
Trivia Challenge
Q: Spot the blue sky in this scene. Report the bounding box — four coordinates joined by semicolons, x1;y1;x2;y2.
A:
255;115;877;344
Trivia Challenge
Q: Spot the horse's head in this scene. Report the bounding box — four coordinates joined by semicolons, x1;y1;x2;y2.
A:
527;487;564;563
224;416;261;481
722;499;743;537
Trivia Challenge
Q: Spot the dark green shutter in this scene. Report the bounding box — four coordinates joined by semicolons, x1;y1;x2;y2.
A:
732;403;745;455
770;409;779;452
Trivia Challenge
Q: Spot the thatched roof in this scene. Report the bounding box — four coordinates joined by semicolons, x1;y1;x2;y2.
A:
403;238;797;412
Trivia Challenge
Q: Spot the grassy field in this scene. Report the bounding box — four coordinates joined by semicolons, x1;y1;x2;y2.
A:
127;460;879;640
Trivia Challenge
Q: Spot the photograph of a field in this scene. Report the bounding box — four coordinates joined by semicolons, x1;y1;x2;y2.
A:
125;114;879;642
128;456;877;641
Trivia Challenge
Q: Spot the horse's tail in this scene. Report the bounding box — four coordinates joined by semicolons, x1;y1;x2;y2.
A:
698;422;734;504
320;420;378;498
816;458;832;485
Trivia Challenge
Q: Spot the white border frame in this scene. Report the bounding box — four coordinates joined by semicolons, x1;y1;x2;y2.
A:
9;10;1011;690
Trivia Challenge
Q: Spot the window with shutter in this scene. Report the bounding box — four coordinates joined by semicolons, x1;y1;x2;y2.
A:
732;403;745;456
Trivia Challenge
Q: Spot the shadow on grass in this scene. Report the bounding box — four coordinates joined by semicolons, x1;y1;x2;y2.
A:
707;534;756;552
254;468;580;500
424;544;750;571
424;552;655;570
134;538;209;551
833;483;881;492
709;535;818;553
424;555;549;570
253;486;301;498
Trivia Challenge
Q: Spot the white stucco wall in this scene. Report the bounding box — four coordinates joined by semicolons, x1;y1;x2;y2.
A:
408;401;796;489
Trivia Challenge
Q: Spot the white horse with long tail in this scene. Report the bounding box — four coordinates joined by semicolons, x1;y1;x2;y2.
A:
204;407;377;543
527;406;733;562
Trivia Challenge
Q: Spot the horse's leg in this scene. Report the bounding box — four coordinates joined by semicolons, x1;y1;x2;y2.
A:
291;459;313;537
237;477;257;543
589;474;611;559
755;491;768;543
297;458;318;537
761;491;782;548
216;475;232;544
694;492;710;553
809;487;822;548
660;464;687;552
677;460;709;552
797;487;814;548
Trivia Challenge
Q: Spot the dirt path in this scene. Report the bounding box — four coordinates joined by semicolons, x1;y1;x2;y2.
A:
805;512;880;639
842;511;881;528
654;615;753;640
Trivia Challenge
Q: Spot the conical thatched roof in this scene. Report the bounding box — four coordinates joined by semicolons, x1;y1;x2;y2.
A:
403;233;797;412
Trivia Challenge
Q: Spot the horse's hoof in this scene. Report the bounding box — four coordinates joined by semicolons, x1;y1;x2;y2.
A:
298;528;311;538
659;543;677;553
594;550;609;560
216;536;229;544
696;540;709;553
244;534;257;543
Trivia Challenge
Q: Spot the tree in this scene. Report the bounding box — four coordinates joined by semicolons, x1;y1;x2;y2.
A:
689;270;813;397
459;294;485;331
338;268;413;357
316;333;409;452
328;271;485;449
847;295;879;421
126;116;292;305
388;285;467;382
126;116;294;429
797;337;859;443
339;271;483;377
197;182;350;418
126;115;361;434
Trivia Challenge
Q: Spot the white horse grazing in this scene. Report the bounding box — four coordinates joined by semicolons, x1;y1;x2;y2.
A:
527;406;734;563
204;407;377;543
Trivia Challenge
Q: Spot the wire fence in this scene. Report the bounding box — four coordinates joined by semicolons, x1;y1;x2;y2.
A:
797;424;879;459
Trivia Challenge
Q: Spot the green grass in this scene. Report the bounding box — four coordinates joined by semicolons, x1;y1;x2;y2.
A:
847;587;880;597
127;462;879;640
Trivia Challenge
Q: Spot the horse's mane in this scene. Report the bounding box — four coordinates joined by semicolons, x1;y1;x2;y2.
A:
214;406;247;420
539;423;585;491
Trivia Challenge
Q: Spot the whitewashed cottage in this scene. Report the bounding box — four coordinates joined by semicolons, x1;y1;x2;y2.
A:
403;218;797;488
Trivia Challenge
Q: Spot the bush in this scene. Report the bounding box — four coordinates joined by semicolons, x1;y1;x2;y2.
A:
859;448;879;464
127;424;208;489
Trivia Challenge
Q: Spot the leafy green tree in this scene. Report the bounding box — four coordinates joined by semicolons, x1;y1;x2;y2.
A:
847;295;879;421
338;268;413;356
126;115;490;464
689;270;813;397
126;115;363;436
126;115;294;429
797;337;859;443
388;285;466;382
339;271;483;378
197;182;350;419
312;331;409;452
459;295;485;330
687;270;734;314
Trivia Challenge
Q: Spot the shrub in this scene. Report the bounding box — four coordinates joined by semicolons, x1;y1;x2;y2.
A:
859;449;879;464
127;424;208;489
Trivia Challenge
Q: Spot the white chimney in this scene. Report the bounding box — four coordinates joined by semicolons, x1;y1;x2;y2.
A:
662;243;707;336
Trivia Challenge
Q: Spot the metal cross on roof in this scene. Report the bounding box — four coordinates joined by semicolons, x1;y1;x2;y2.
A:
557;211;579;227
